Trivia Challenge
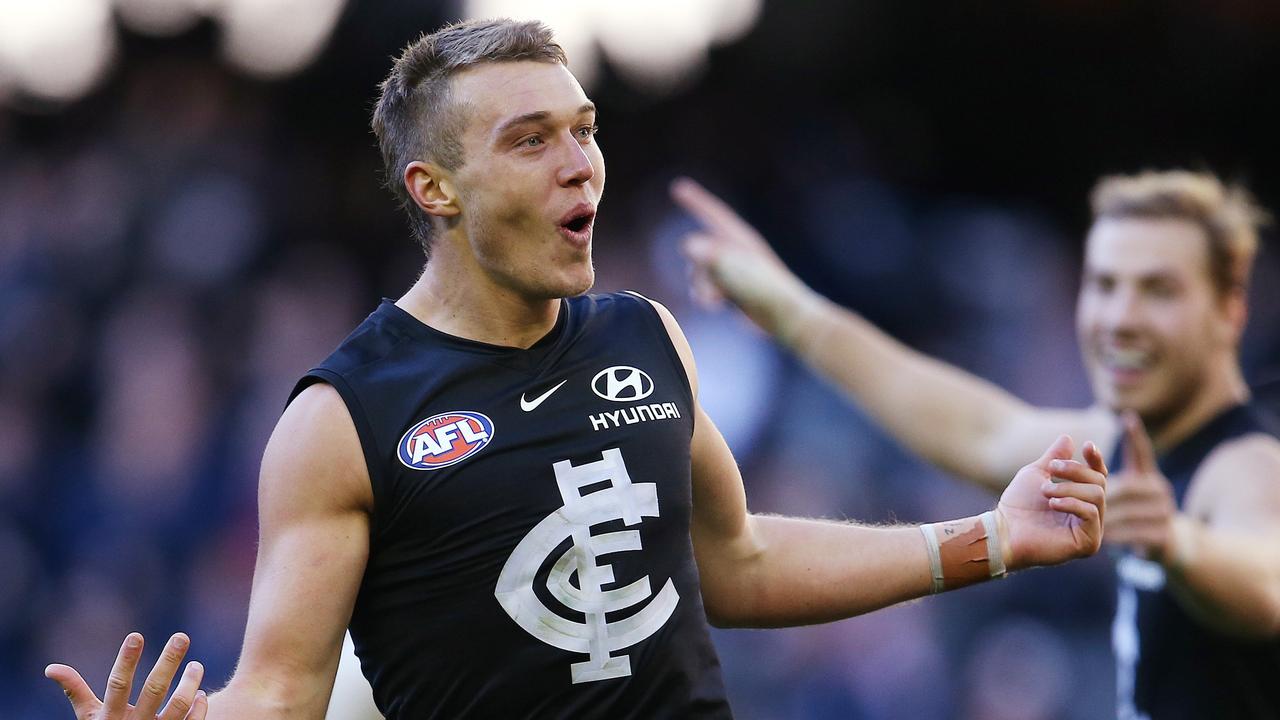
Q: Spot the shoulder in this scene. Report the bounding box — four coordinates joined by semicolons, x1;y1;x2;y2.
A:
1197;432;1280;482
1188;432;1280;524
613;291;698;398
263;382;374;515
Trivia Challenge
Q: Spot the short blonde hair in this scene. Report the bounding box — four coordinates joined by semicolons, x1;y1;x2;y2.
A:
1090;170;1269;295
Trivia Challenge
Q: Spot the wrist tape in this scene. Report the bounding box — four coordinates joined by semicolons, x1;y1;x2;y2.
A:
919;510;1007;594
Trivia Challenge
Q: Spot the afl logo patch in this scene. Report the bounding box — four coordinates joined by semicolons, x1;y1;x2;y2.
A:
398;411;495;470
591;366;654;402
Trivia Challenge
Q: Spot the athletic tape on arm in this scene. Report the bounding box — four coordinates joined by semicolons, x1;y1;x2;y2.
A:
919;510;1006;593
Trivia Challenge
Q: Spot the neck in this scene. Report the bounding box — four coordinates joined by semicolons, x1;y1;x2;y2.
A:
398;252;561;350
1146;360;1249;453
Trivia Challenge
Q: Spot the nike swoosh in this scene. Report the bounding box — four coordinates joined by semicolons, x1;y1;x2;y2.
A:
520;379;568;412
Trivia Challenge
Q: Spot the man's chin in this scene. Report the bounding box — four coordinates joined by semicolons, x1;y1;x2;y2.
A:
1101;389;1180;429
1097;383;1148;416
556;265;595;298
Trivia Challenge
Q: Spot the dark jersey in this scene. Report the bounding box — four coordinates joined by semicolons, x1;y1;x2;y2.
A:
1110;403;1280;720
289;292;732;720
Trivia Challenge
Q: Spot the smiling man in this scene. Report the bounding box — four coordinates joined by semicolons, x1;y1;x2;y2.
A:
675;170;1280;719
45;20;1109;720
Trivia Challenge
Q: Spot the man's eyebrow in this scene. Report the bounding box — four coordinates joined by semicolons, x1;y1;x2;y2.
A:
495;111;551;137
494;103;597;138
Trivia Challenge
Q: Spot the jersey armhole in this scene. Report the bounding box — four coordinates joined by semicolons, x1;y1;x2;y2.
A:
622;290;696;426
288;370;386;538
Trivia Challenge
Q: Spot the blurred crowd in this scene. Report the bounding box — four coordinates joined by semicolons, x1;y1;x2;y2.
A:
5;5;1280;720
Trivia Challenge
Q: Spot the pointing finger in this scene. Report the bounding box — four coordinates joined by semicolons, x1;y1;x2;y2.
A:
1122;411;1158;475
670;177;758;239
44;664;100;718
681;232;719;266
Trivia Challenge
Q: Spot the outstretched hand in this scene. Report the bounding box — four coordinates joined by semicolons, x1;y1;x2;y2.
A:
670;177;819;340
998;435;1108;570
46;633;208;720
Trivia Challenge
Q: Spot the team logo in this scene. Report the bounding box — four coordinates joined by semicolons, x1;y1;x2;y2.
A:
397;411;494;470
591;366;654;402
495;448;679;684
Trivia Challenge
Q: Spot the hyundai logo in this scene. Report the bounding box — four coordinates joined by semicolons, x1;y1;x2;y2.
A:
591;366;655;402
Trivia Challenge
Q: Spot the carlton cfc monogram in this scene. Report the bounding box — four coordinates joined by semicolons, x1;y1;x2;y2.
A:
495;448;679;683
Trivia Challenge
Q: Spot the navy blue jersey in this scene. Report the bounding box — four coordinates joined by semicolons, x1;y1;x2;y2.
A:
289;292;732;720
1110;403;1280;720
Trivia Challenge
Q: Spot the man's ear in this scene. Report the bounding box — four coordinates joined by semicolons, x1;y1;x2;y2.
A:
404;160;460;218
1218;286;1248;347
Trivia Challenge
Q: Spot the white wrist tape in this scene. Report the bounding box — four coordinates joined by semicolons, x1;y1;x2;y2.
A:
980;510;1008;579
920;510;1007;594
919;523;945;595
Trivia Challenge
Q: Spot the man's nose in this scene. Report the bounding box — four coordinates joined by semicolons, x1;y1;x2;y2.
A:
1099;286;1145;330
557;135;595;187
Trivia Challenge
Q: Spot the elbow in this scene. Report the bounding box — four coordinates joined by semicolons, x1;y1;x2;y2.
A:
704;607;733;629
700;586;749;629
698;564;768;629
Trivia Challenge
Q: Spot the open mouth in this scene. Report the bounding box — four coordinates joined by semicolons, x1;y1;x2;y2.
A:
563;214;592;233
1101;347;1152;371
558;204;596;245
1095;345;1157;368
1095;344;1156;389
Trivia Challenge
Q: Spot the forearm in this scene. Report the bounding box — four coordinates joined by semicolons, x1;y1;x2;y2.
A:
782;290;1032;488
699;513;1002;628
1165;517;1280;639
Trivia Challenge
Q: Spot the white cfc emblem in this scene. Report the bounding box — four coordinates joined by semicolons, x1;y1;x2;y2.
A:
494;448;679;684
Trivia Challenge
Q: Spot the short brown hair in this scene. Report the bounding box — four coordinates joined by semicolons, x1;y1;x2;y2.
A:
371;19;567;256
1090;170;1270;295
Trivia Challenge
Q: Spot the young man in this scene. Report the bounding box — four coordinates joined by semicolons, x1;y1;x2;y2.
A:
44;20;1108;720
673;171;1280;719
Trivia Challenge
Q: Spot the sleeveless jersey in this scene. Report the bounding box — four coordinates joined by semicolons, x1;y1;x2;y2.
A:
289;292;732;720
1110;403;1280;720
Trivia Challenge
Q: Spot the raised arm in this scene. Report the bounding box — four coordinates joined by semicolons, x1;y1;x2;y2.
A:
647;299;1107;627
671;177;1114;490
1109;414;1280;638
47;382;374;719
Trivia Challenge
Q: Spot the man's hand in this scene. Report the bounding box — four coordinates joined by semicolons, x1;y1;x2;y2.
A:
45;632;208;720
998;435;1108;570
1105;412;1184;564
671;177;822;343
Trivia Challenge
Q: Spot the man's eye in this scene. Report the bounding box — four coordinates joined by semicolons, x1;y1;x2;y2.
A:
520;135;543;148
576;124;599;140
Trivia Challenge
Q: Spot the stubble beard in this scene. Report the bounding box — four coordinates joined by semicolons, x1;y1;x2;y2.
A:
469;212;595;301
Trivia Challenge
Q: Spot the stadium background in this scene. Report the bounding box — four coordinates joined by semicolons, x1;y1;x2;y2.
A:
4;1;1280;718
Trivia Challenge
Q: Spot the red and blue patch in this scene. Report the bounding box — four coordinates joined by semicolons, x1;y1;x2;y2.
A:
398;411;495;470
